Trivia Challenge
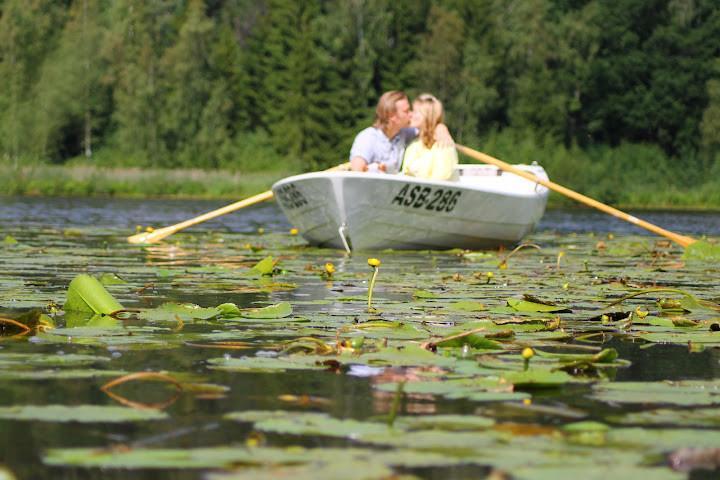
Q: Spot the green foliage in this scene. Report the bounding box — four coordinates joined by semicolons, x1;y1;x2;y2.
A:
0;0;719;205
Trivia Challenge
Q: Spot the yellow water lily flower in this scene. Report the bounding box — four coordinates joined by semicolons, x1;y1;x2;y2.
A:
367;258;381;267
324;262;335;275
521;347;535;360
289;228;299;235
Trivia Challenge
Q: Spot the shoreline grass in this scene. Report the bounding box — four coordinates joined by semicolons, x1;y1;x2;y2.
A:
2;162;720;211
0;164;300;200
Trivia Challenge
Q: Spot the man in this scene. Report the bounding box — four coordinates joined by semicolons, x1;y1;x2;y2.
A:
350;90;452;174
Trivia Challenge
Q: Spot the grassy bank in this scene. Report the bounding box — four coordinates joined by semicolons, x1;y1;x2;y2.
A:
3;133;720;210
0;164;300;199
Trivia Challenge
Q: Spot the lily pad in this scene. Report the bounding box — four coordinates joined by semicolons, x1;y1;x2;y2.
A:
238;302;293;319
592;381;720;406
63;274;123;315
0;405;167;422
207;355;326;372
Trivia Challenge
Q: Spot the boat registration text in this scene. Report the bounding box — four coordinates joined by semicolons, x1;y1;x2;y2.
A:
391;185;461;212
275;184;308;210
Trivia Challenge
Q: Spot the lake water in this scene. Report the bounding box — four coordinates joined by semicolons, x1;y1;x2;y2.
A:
0;196;719;480
2;196;719;236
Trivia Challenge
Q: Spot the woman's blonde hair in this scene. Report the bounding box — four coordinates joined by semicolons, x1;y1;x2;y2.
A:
373;90;408;129
413;93;444;148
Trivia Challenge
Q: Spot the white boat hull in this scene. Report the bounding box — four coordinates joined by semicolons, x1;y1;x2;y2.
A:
272;165;549;251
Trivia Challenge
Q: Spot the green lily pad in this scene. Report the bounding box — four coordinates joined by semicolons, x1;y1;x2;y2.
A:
63;274;123;315
592;381;720;406
502;369;579;388
205;460;396;480
137;303;221;322
238;302;293;319
0;353;109;368
610;407;720;427
226;411;392;439
448;300;486;312
682;240;720;262
206;355;326;372
251;256;278;275
507;297;571;313
395;414;495;431
0;405;168;422
413;289;438;299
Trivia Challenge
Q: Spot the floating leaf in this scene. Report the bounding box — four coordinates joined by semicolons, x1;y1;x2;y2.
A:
0;353;109;368
507;298;571;313
207;355;325;372
63;274;123;315
502;369;578;388
251;256;278;275
682;240;720;262
611;407;720;427
238;302;292;319
448;300;486;312
534;348;620;364
98;273;127;285
0;405;167;422
592;381;720;406
137;303;221;323
206;459;394;480
226;411;392;439
413;289;437;299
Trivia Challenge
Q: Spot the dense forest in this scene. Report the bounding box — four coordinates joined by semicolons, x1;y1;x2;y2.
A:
1;0;720;204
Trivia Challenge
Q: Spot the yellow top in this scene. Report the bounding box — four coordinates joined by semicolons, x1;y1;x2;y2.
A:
402;140;458;181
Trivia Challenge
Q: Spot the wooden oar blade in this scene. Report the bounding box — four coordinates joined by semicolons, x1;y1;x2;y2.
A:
455;144;697;248
127;226;178;244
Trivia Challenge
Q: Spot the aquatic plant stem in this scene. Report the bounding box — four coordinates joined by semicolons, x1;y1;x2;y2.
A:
0;317;31;336
368;267;379;311
101;372;183;410
387;381;405;428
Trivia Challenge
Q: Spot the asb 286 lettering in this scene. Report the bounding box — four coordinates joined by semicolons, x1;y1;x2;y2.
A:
391;185;461;212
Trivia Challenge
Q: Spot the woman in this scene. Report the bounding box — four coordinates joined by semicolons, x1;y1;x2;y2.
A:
401;93;458;181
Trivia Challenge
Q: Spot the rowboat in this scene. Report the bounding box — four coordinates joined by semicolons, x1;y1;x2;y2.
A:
271;164;549;251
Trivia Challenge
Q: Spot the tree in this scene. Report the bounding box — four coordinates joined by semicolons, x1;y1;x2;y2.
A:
32;0;110;162
700;63;720;154
0;0;66;163
158;0;219;167
407;5;465;103
105;0;179;166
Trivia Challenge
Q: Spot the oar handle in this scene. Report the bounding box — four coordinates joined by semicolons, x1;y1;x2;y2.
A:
456;144;697;248
128;190;274;244
127;162;351;244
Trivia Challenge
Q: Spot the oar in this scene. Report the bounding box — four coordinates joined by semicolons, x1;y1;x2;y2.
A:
127;163;350;244
455;144;697;248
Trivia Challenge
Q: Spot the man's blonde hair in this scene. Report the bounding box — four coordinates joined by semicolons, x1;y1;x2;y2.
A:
373;90;409;129
413;93;444;148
